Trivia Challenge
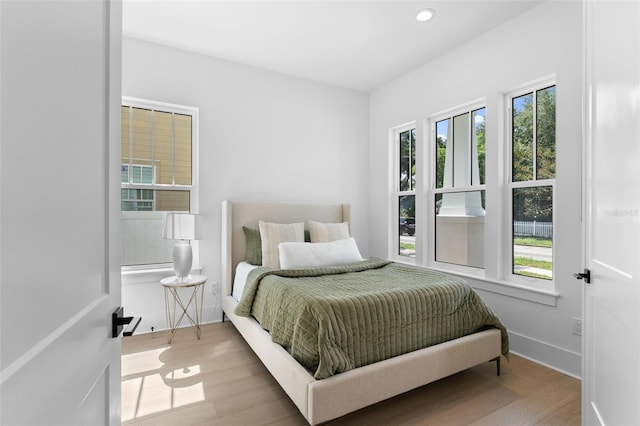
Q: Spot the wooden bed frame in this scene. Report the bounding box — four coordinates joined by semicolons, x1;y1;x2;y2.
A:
221;200;502;425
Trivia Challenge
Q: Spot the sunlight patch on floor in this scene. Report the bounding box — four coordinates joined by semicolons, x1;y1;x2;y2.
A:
122;347;205;421
122;348;166;376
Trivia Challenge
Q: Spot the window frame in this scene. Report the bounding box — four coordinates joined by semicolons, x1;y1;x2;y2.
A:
427;100;487;275
121;186;155;212
389;122;417;263
386;78;561;304
121;97;199;272
122;164;155;185
505;80;556;291
121;164;155;212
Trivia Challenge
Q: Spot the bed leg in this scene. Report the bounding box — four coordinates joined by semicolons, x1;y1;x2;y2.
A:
491;357;501;376
222;312;226;323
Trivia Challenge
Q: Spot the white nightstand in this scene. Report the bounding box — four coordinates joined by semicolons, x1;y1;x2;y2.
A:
161;275;207;344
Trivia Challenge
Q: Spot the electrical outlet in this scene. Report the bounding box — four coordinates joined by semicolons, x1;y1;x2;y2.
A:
211;281;219;295
572;318;582;336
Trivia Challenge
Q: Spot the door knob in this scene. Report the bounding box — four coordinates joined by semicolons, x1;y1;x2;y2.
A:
112;306;141;338
573;268;591;284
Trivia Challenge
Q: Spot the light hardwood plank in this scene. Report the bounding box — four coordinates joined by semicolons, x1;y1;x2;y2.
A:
469;377;580;426
122;322;580;425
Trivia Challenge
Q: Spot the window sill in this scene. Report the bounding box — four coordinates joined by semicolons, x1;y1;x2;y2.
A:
467;277;559;306
419;265;559;307
122;265;202;285
389;256;416;265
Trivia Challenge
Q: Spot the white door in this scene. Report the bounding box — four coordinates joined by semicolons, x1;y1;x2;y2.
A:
583;0;640;424
0;1;122;424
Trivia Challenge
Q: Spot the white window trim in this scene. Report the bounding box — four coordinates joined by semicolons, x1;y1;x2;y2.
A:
389;121;417;263
505;78;556;293
386;80;561;305
121;96;200;274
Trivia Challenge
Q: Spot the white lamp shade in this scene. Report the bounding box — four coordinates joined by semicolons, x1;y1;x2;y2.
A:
162;213;200;240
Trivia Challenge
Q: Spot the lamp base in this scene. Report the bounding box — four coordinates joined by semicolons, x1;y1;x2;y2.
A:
172;242;193;278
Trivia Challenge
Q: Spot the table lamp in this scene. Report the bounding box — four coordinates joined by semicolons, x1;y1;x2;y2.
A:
162;213;200;279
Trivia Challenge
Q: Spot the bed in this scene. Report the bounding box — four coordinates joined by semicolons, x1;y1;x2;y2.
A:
221;200;507;425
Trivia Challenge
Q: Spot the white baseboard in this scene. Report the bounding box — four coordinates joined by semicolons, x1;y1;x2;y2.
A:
508;331;582;379
127;303;223;336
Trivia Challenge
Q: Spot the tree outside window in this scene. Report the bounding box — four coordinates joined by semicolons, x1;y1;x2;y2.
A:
511;85;556;281
397;127;416;258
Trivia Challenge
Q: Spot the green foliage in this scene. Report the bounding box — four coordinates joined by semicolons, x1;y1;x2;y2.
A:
436;135;446;188
399;129;416;191
400;195;415;218
514;256;552;270
514;256;552;280
475;119;486;185
536;87;556;179
512;87;556;182
400;241;415;251
512;93;534;182
513;186;553;222
512;87;556;222
513;236;553;247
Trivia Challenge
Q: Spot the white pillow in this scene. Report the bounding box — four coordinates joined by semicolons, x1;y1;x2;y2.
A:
308;220;350;242
279;237;363;269
259;221;305;268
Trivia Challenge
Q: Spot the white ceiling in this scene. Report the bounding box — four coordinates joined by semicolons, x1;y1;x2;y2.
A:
123;0;543;93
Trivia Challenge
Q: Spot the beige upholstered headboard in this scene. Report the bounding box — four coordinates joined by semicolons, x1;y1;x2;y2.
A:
221;201;351;297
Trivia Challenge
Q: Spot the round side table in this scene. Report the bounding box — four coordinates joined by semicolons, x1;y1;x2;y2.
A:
161;275;207;344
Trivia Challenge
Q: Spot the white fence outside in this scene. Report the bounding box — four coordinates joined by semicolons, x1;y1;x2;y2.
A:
513;221;553;238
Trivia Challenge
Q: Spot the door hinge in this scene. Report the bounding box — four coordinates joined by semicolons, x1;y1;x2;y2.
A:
573;268;591;284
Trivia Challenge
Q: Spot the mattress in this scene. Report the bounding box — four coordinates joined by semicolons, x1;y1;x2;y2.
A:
232;261;259;301
235;258;509;379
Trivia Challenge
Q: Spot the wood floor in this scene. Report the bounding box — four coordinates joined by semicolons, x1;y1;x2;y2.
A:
122;322;580;426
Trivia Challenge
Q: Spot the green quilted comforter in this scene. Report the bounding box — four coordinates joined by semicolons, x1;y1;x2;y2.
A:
235;258;508;379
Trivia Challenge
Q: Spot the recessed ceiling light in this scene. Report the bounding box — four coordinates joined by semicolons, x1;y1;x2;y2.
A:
416;8;435;22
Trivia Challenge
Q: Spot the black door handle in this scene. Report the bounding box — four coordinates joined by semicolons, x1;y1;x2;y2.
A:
112;306;142;338
573;268;591;284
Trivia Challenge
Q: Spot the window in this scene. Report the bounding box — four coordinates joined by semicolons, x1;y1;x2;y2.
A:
509;85;555;281
393;125;416;259
386;79;560;302
121;165;154;211
121;98;198;268
433;105;486;269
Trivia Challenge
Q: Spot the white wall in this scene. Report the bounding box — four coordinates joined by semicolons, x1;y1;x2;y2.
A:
122;37;370;332
369;1;583;377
